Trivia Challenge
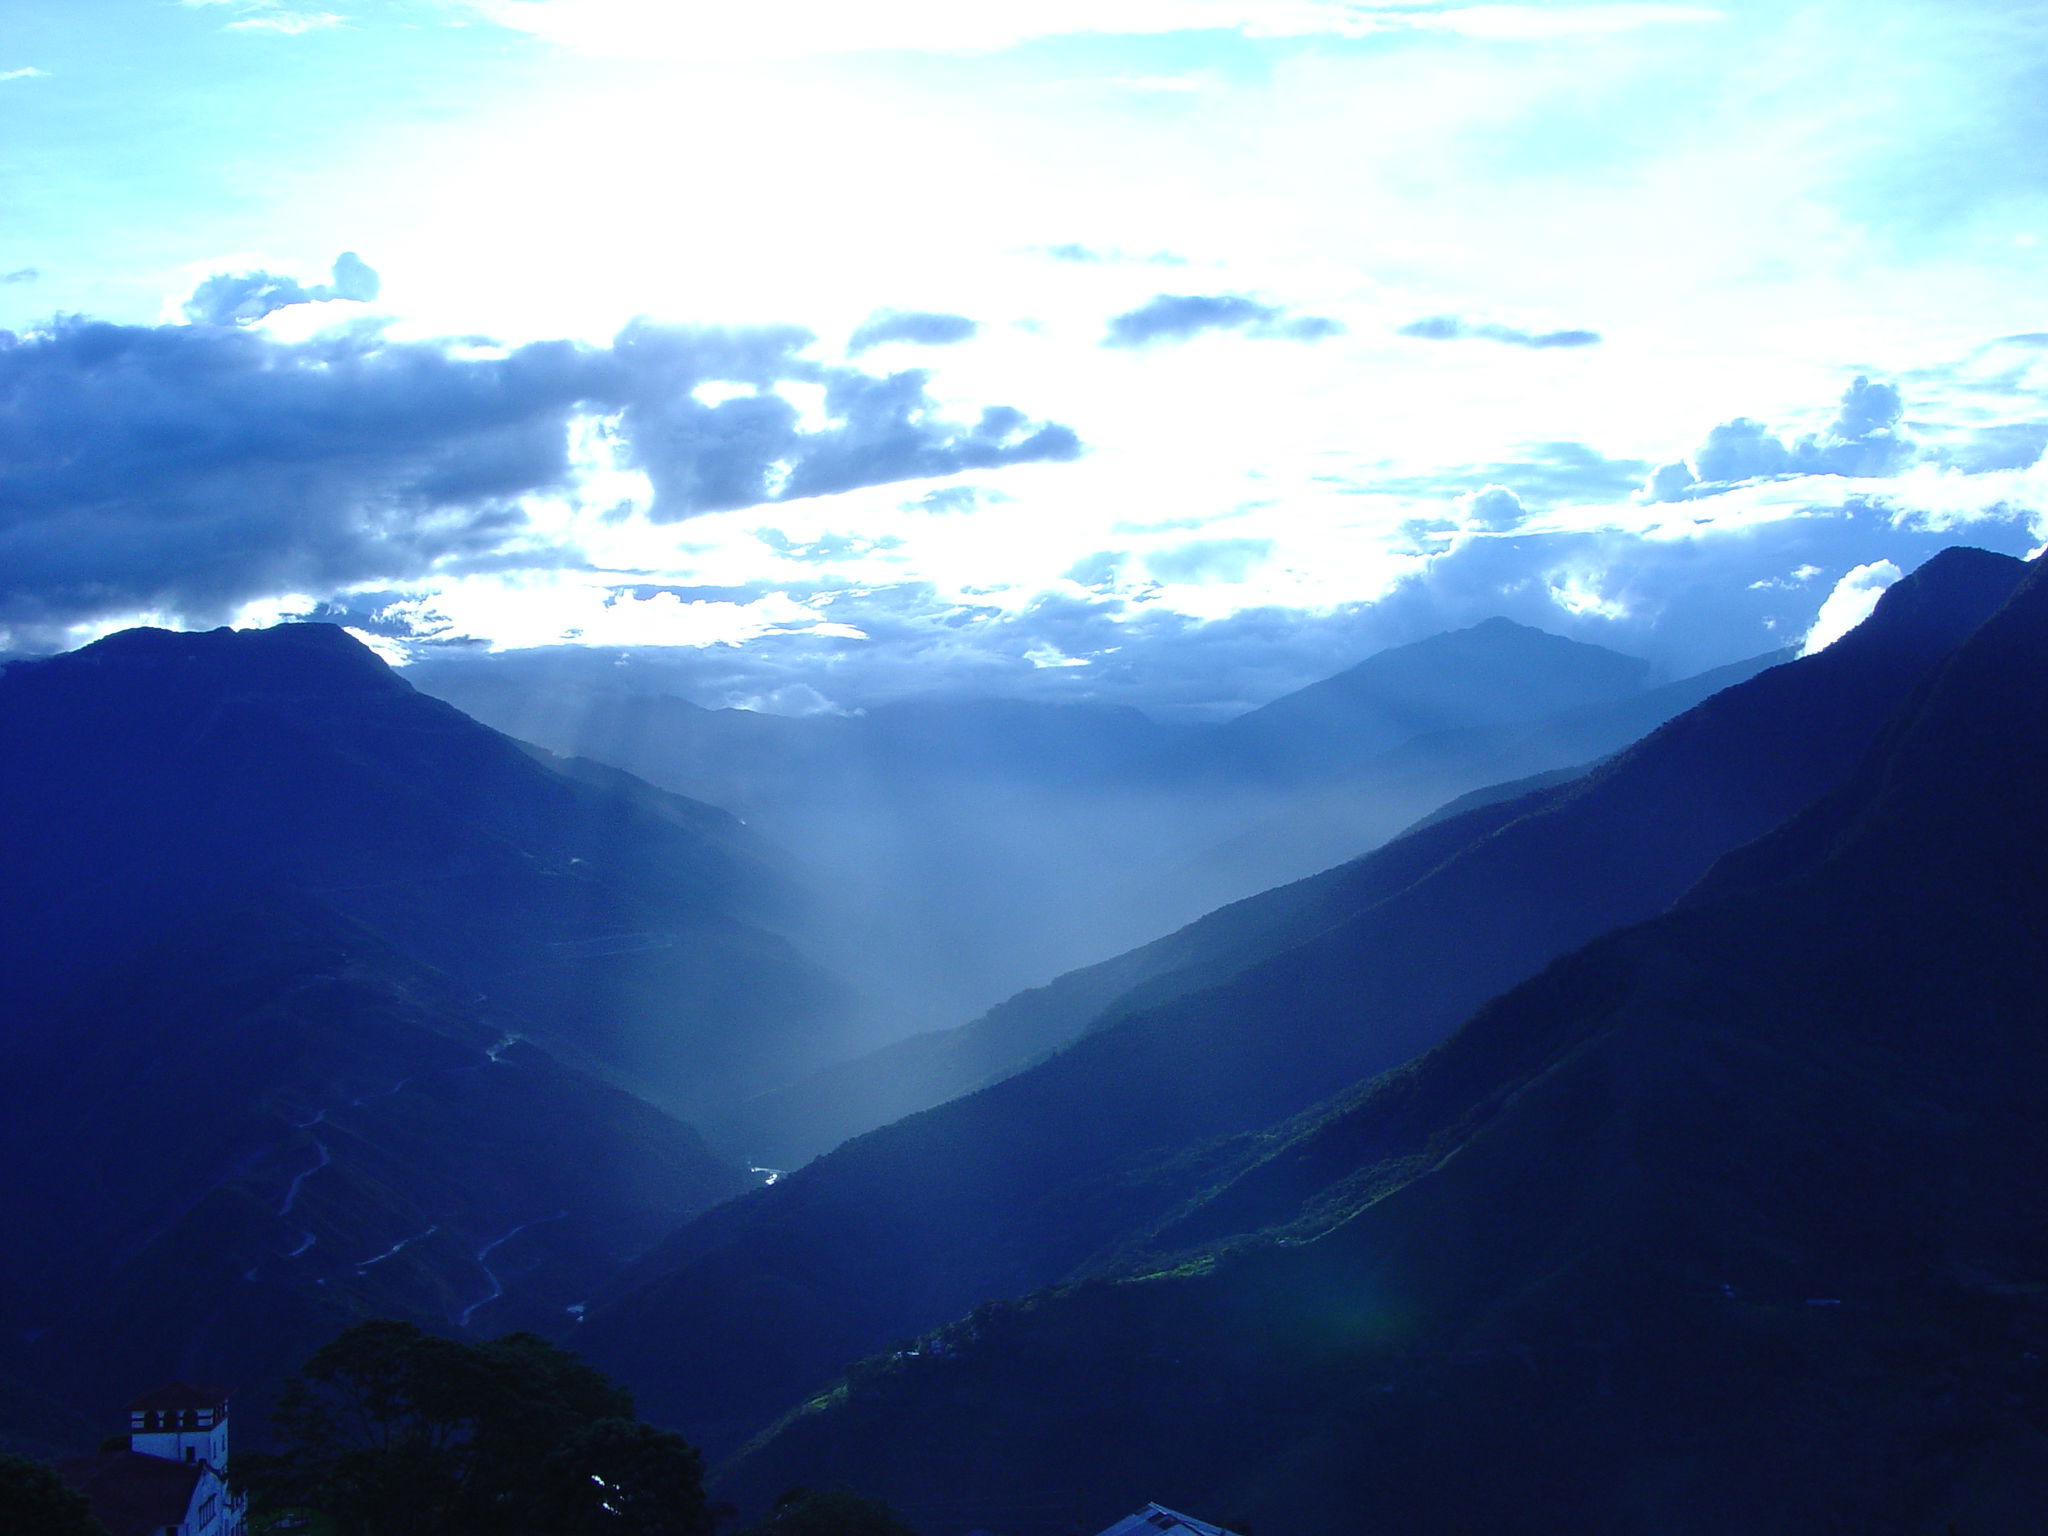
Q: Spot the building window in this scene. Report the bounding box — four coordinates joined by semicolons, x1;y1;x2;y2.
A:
185;1446;196;1461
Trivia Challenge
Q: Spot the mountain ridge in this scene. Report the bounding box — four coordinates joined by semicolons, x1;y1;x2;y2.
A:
713;547;2048;1536
580;546;2028;1450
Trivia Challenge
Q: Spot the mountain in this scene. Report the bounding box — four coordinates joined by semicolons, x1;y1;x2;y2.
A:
404;669;1205;1036
1156;614;1650;788
0;622;851;1116
578;547;2028;1449
412;621;1674;1040
0;894;752;1436
1147;648;1784;922
714;772;1586;1166
724;651;1787;1168
714;551;2048;1536
0;621;862;1430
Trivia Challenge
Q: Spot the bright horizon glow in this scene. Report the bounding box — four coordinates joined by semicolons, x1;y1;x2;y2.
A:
3;0;2046;710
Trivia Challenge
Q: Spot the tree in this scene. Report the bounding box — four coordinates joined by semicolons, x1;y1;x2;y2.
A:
739;1487;919;1536
237;1320;711;1536
0;1453;110;1536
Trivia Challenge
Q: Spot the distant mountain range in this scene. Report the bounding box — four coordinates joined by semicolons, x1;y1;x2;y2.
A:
10;552;2043;1536
415;619;1778;1049
573;548;2029;1464
707;544;2048;1536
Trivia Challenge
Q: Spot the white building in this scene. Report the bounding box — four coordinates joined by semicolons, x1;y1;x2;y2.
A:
1092;1502;1241;1536
56;1383;246;1536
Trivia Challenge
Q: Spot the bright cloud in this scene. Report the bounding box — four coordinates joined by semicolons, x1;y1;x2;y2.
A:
453;0;1725;60
1801;560;1904;655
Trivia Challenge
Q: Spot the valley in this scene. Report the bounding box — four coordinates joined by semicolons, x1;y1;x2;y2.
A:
3;548;2045;1535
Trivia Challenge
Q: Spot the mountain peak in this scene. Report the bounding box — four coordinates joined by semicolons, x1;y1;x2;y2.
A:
61;620;408;699
1833;545;2028;656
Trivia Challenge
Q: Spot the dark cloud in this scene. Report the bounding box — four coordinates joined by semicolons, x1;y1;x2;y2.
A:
847;310;979;355
1103;293;1343;348
0;319;578;639
609;322;1078;521
1398;315;1602;349
775;378;1079;506
0;313;1079;642
183;250;383;326
1642;375;1917;501
1;268;38;285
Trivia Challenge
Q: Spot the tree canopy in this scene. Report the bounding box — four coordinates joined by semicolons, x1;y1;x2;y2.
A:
738;1486;919;1536
236;1319;711;1536
0;1453;110;1536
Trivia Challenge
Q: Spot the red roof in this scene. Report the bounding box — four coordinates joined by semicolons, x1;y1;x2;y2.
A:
54;1451;203;1536
122;1382;232;1414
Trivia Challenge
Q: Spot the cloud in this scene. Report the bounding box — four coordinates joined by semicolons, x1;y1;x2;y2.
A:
847;309;980;355
1063;550;1124;588
1352;441;1652;509
1398;314;1603;349
1104;293;1344;348
327;250;380;301
1;269;38;285
182;251;383;326
1937;423;2048;475
1800;559;1902;655
0;314;1078;644
450;1;1725;61
1456;484;1527;531
1144;537;1274;584
1642;375;1917;501
384;484;2038;722
908;484;1011;515
612;324;1079;519
1377;495;2038;678
755;527;907;563
1032;243;1188;267
223;10;348;34
1;67;48;82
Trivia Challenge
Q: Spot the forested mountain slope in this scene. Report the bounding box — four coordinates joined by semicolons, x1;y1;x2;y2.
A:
718;549;2048;1536
0;622;852;1115
584;547;2026;1451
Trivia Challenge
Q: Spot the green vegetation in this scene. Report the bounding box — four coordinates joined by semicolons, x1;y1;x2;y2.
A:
0;1453;108;1536
237;1320;713;1536
737;1487;918;1536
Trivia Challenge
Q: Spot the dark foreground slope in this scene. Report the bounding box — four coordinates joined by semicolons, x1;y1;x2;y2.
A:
583;548;2026;1449
0;622;851;1429
0;896;750;1434
0;622;850;1114
717;557;2048;1536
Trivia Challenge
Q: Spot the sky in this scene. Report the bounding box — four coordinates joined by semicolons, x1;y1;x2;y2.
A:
5;0;2048;716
